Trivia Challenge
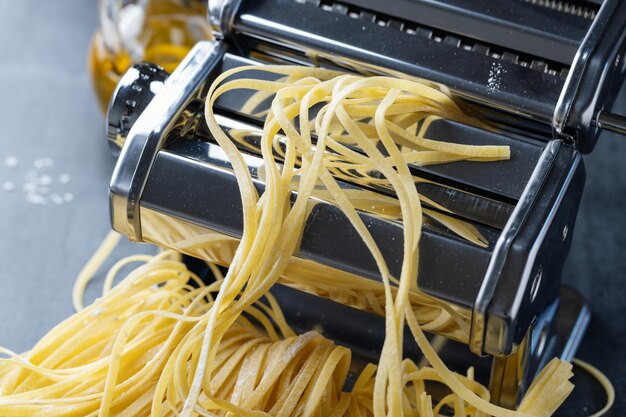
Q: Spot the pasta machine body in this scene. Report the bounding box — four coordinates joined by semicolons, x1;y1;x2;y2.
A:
105;0;626;409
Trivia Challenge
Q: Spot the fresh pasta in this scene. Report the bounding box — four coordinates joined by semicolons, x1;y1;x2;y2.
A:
0;65;613;417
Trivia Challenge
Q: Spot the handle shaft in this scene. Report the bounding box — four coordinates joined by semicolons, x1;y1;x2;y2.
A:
596;111;626;136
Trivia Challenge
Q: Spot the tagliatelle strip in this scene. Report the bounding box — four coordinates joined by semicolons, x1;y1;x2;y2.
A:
0;64;612;417
72;231;121;311
572;359;615;417
0;250;351;417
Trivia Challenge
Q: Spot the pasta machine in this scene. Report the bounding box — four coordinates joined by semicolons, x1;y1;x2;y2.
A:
104;0;626;410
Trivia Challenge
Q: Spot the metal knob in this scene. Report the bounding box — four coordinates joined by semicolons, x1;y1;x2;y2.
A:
106;62;169;154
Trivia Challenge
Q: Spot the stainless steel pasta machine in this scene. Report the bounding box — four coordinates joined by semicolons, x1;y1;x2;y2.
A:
104;0;626;410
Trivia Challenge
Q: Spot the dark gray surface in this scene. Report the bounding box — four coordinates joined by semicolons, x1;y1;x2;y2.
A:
0;1;111;342
0;0;623;414
0;1;153;351
562;130;626;414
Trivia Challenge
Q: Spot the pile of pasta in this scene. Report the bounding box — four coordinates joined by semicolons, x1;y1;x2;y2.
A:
0;66;612;417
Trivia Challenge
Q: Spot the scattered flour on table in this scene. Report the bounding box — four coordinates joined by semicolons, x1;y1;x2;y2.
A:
4;155;18;168
1;155;74;205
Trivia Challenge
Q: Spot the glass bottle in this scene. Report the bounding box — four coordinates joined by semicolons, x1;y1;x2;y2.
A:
88;0;211;112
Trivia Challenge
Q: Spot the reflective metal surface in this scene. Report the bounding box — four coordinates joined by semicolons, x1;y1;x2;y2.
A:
233;0;626;149
470;140;560;356
109;40;226;241
488;286;589;407
333;0;594;65
487;146;584;357
189;111;518;230
596;110;626;136
471;141;585;356
208;0;242;39
553;0;626;152
211;52;545;203
234;0;566;124
141;137;496;312
140;206;474;342
106;62;169;154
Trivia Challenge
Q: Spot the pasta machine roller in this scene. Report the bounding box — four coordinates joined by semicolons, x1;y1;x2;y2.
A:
105;0;626;410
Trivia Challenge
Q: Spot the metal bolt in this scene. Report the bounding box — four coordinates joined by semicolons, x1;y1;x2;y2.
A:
562;224;568;242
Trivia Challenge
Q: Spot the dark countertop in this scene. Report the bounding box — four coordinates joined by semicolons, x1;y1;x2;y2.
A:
0;1;623;414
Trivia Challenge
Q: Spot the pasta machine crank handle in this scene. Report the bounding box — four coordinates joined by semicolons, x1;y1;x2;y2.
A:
595;111;626;136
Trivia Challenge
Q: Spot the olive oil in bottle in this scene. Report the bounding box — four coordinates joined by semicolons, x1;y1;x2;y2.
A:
88;0;210;112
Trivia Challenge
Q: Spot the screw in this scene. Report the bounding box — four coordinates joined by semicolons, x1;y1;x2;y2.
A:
562;224;568;242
